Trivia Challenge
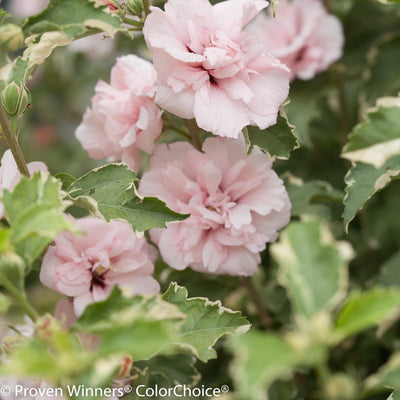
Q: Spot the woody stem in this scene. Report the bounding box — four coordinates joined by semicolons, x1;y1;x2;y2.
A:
0;102;30;176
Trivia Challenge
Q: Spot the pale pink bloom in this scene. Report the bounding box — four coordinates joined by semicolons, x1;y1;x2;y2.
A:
40;217;160;316
0;150;48;219
143;0;290;138
75;55;163;170
247;0;344;81
139;137;291;276
8;0;49;18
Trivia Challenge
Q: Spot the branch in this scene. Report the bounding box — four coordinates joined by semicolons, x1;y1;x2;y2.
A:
0;102;30;176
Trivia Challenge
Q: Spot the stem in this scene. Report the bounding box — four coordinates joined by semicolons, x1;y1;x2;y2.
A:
0;102;30;176
334;68;351;145
187;119;202;151
0;271;38;321
142;0;151;16
316;362;330;399
164;123;191;140
122;16;144;28
241;277;272;329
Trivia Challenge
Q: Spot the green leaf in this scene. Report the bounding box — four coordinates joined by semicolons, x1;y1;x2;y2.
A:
380;252;400;288
379;252;400;287
365;353;400;391
342;100;400;168
247;109;299;159
229;331;298;400
135;354;200;388
0;251;25;291
104;196;189;233
0;227;11;253
21;0;130;66
73;354;130;399
334;287;400;339
1;172;75;265
75;287;185;360
0;57;29;88
163;283;250;362
67;163;138;204
271;220;352;320
342;155;400;231
284;174;343;219
364;33;400;104
67;164;188;233
55;172;76;191
23;0;130;39
387;391;400;400
284;78;328;147
0;292;11;313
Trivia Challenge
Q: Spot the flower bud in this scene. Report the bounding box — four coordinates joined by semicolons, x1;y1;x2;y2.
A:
116;355;133;379
0;24;24;52
126;0;144;16
0;251;25;290
1;82;31;117
102;0;120;10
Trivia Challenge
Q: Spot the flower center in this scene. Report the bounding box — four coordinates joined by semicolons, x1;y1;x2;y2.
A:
202;31;242;74
205;190;232;214
91;264;107;289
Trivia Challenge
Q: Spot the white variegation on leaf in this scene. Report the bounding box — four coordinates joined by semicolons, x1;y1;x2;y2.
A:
342;155;400;231
271;219;352;320
163;283;250;362
342;97;400;168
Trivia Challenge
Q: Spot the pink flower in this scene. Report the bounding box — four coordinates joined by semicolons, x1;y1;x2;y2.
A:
75;55;163;170
247;0;344;81
8;0;49;18
143;0;290;138
40;217;160;317
139;137;291;276
0;150;48;219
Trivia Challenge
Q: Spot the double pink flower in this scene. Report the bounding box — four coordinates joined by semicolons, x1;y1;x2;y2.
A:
75;55;162;170
248;0;344;81
140;137;291;276
143;0;290;138
40;217;160;317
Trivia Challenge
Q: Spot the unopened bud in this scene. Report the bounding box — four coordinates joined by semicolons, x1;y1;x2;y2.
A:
116;355;133;379
36;314;60;341
127;0;144;16
1;82;31;117
0;251;25;289
0;24;24;52
102;0;121;10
